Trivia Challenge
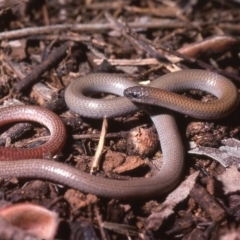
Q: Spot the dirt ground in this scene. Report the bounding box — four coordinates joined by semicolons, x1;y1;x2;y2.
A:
0;0;240;239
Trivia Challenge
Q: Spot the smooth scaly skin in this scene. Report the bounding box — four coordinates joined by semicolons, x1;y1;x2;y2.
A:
0;70;238;199
0;105;66;160
124;70;239;119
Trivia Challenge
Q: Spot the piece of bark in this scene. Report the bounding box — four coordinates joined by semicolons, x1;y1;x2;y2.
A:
145;171;199;230
190;184;226;222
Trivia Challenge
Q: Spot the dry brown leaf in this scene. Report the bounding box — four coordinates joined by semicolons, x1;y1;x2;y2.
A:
145;171;199;230
217;166;240;194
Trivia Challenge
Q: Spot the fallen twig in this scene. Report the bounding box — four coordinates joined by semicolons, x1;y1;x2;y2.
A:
14;41;75;93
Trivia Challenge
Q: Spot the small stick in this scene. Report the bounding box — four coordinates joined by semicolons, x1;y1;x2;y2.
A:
105;12;240;82
14;41;75;93
28;34;91;42
94;58;161;66
90;117;108;174
95;206;108;240
73;131;128;140
0;20;186;41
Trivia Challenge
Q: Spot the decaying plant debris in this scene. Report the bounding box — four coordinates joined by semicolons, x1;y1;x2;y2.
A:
0;0;240;239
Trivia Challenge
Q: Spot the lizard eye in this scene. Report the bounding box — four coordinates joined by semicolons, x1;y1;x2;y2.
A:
124;87;142;99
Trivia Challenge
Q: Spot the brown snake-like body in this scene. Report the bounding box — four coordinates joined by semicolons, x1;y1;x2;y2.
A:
0;70;238;199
